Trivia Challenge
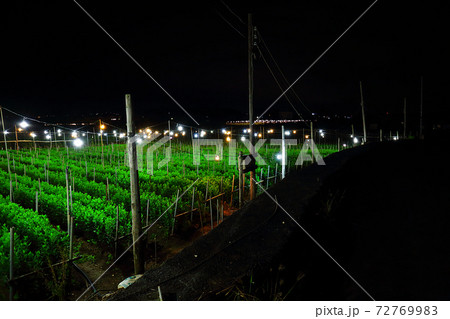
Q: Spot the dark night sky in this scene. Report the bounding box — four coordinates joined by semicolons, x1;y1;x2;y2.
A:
0;0;447;129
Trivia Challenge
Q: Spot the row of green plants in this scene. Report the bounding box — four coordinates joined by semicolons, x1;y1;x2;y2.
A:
0;194;68;284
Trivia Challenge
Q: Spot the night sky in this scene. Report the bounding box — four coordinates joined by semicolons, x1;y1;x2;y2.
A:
0;1;447;129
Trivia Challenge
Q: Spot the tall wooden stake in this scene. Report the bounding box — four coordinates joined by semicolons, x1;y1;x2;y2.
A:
248;13;255;200
10;227;14;301
310;121;314;163
281;125;286;179
0;106;11;178
360;81;367;144
238;151;243;208
125;94;144;274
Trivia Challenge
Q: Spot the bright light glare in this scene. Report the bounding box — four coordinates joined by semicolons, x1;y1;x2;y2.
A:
177;125;183;131
215;155;220;161
194;133;199;138
30;132;36;138
45;135;51;140
226;136;231;142
222;129;226;134
276;153;282;160
241;136;245;141
343;143;347;147
169;131;174;136
73;138;84;147
285;131;291;136
19;120;29;129
136;138;142;144
353;137;359;144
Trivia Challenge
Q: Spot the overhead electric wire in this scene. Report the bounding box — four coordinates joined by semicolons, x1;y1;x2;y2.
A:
214;9;246;38
257;0;379;121
258;31;314;115
220;0;245;25
255;45;307;124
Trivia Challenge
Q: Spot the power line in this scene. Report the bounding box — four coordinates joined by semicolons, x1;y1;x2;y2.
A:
255;45;307;124
258;31;313;115
220;0;245;25
215;9;245;38
257;0;379;121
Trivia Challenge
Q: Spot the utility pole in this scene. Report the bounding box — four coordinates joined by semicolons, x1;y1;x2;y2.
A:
125;94;144;274
359;81;367;144
14;125;19;151
310;121;314;163
419;76;423;139
99;119;105;167
248;13;255;200
238;151;243;208
403;97;407;139
0;106;11;177
281;125;286;179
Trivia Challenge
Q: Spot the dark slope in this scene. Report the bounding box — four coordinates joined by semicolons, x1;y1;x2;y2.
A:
111;138;450;300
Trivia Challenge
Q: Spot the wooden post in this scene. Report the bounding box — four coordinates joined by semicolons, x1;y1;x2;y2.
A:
230;175;235;207
65;167;70;232
310;121;314;163
125;94;144;274
146;199;150;227
247;14;256;201
9;179;13;202
14;125;19;151
281;125;286;179
106;177;109;200
100;119;105;167
115;206;119;260
360;81;367;144
209;193;213;230
266;165;270;189
69;217;74;261
216;199;219;226
9;227;14;301
190;187;195;222
238;152;243;208
274;163;278;183
35;191;39;213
